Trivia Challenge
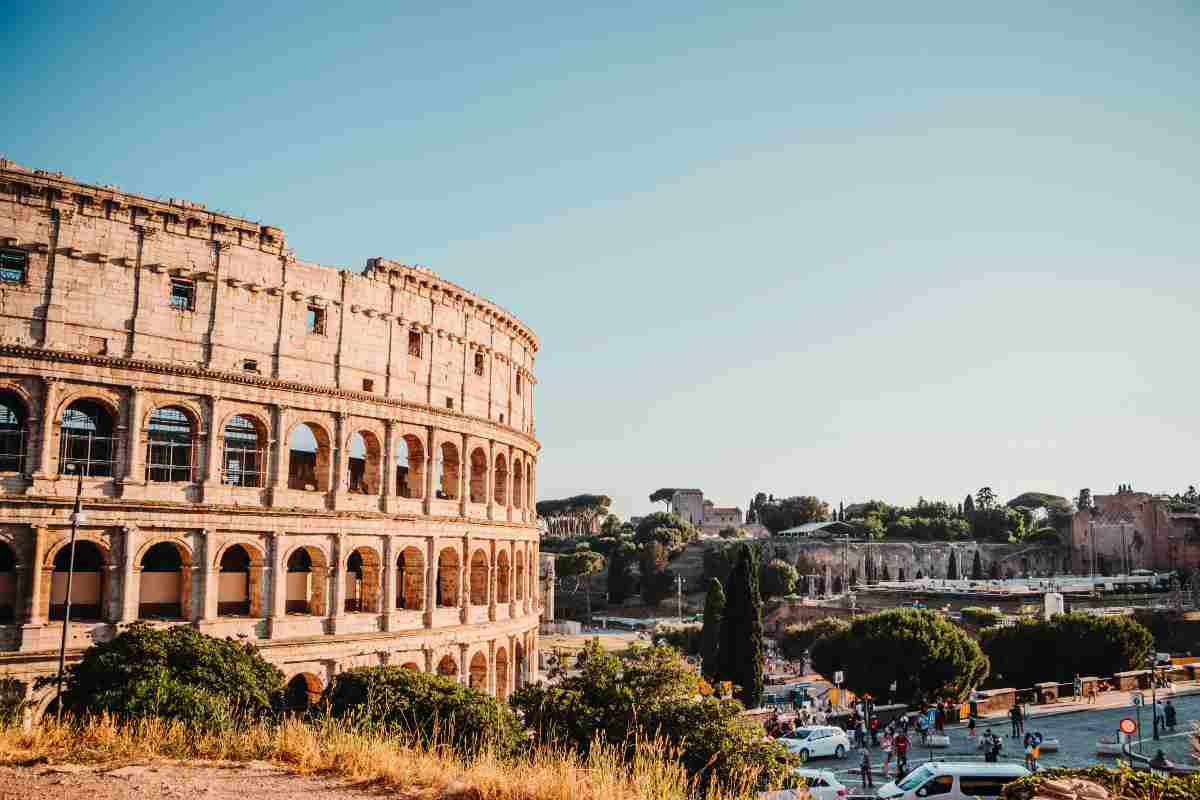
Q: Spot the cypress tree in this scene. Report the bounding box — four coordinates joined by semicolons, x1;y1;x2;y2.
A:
971;551;983;580
947;553;958;580
715;544;764;708
963;494;975;514
881;563;891;581
700;578;725;679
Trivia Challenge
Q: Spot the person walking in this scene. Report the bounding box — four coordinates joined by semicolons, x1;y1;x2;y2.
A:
860;748;874;789
935;703;946;733
1165;700;1177;733
1010;703;1023;738
1073;673;1082;701
967;713;977;738
881;730;894;773
894;730;910;776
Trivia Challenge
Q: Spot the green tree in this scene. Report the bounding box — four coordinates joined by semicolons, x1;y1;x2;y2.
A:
704;542;743;586
322;666;523;757
963;493;975;514
606;540;638;603
700;578;726;678
536;494;612;537
777;617;850;662
980;613;1153;689
757;496;831;534
947;553;959;580
655;624;703;655
512;641;795;794
975;486;996;510
971;550;983;580
556;549;606;622
715;544;765;708
989;560;1001;579
718;526;742;539
634;511;700;555
760;558;798;598
960;606;1003;627
639;540;674;605
46;622;283;728
809;609;989;703
648;488;682;512
881;562;891;581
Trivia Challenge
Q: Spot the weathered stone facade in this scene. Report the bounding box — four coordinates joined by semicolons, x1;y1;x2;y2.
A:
1070;487;1200;574
0;160;542;714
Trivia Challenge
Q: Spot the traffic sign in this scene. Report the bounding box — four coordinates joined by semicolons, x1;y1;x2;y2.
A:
1131;693;1143;707
1119;718;1137;734
833;671;844;685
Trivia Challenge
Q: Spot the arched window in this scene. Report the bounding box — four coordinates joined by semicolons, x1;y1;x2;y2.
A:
50;541;105;621
469;651;487;690
345;550;364;612
496;550;510;604
469;448;487;503
139;541;187;619
495;647;509;700
396;546;424;611
0;542;17;622
493;454;508;505
437;547;460;607
222;415;266;488
60;400;116;477
437;655;458;678
395;435;424;499
285;546;328;615
346;431;381;495
218;544;252;616
470;549;489;606
0;394;28;473
437;442;459;500
282;673;323;713
512;460;524;509
288;423;331;492
146;406;196;483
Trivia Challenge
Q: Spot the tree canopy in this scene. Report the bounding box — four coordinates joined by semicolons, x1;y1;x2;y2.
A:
700;578;725;679
537;494;612;536
760;558;798;598
756;496;830;534
980;613;1153;688
715;544;765;708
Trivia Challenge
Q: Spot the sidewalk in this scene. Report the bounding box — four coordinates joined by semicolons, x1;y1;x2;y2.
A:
946;680;1200;729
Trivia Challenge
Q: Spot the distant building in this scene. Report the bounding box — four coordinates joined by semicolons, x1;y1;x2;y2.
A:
666;489;744;534
1070;484;1200;574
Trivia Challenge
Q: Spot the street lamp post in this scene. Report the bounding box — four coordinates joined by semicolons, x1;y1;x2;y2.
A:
54;464;87;721
1147;653;1160;740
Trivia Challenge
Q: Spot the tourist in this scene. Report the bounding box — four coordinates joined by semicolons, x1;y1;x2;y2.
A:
894;729;910;775
860;748;874;789
881;729;894;772
1165;700;1177;732
1073;673;1082;700
967;713;977;738
1010;703;1023;738
935;703;946;733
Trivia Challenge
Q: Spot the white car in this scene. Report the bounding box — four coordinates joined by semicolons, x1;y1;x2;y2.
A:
777;725;851;762
760;769;849;800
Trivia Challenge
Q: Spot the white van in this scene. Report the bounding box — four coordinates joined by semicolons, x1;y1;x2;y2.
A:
876;762;1029;800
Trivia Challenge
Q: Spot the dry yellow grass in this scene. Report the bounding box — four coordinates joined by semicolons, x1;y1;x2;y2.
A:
0;716;767;800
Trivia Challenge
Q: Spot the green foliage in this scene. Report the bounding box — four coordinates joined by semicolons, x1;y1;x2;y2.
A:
606;540;639;603
715;544;765;708
654;623;703;656
757;496;830;534
1001;766;1200;800
536;494;612;519
718;526;742;539
975;487;996;510
809;609;988;702
639;541;675;604
960;606;1003;628
649;488;682;509
322;666;523;757
980;613;1153;688
777;617;850;662
512;641;795;794
971;551;983;580
556;549;605;579
760;558;798;599
968;506;1026;542
703;542;741;586
1132;610;1200;654
700;578;726;679
634;512;700;555
885;515;971;541
45;622;283;728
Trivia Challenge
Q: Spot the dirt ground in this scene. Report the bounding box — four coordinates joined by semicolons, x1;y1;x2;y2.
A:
0;760;408;800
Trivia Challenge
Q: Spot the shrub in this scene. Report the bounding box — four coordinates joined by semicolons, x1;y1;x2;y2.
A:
43;622;283;728
1002;765;1200;800
960;606;1003;628
980;613;1153;688
320;666;524;757
654;623;702;655
760;559;798;599
777;617;849;661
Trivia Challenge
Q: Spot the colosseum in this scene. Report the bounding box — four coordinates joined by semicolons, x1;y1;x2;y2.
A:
0;158;542;717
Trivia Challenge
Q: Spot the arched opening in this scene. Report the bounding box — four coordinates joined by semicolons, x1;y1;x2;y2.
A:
516;551;526;601
515;640;526;690
469;549;489;606
60;399;117;477
436;654;458;679
469;651;487;691
285;546;329;615
436;547;460;607
146;406;196;483
139;541;189;619
395;434;424;499
396;546;424;610
495;647;509;700
0;543;17;622
217;544;253;616
282;673;323;712
222;415;267;488
512;460;523;509
526;462;533;509
0;393;28;473
344;547;381;613
493;453;508;505
346;431;381;495
400;661;420;671
287;423;331;492
468;447;487;503
496;550;510;604
437;442;459;500
50;541;105;621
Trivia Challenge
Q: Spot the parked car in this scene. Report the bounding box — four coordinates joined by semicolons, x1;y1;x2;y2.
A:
760;769;848;800
875;762;1028;800
777;726;850;761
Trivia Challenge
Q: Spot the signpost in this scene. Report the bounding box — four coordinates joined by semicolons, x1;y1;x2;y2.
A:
834;671;843;709
1131;693;1144;751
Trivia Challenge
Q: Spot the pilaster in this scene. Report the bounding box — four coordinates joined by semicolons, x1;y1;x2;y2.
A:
380;419;394;513
381;536;395;631
268;531;287;637
422;425;435;515
119;525;139;623
200;529;218;621
458;432;468;516
31;377;58;480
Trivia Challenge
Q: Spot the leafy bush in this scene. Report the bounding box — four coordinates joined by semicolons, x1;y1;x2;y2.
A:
760;559;798;598
654;623;703;655
44;622;283;728
512;641;796;794
960;606;1003;627
1002;766;1200;800
980;613;1153;688
777;617;850;661
810;609;988;702
321;666;524;757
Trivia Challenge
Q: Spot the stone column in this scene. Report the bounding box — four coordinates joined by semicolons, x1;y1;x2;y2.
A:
423;647;433;673
505;445;515;522
122;386;145;484
423;425;435;515
120;526;139;623
268;531;287;635
33;377;59;478
487;540;497;622
523;548;532;616
329;534;345;624
203;396;223;487
23;525;46;624
458;642;469;686
487;638;496;696
458;432;468;516
508;541;518;618
423;537;436;627
329;413;345;509
486;439;495;520
269;404;287;498
380;420;394;513
459;535;470;624
200;529;218;621
381;536;395;631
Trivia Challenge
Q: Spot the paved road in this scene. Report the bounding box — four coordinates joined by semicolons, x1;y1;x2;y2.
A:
797;691;1199;783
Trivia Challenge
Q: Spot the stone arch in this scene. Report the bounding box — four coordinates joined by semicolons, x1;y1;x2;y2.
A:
496;549;510;603
468;651;487;690
436;654;458;678
284;544;329;615
344;545;382;613
400;661;421;671
493;452;508;505
286;421;332;492
346;430;382;495
59;396;119;477
46;538;111;622
512;459;524;509
145;404;199;483
468;447;487;503
0;541;18;622
436;546;460;607
525;459;534;510
0;386;31;474
282;672;323;712
221;413;269;488
495;646;510;700
137;539;193;620
394;433;424;499
437;441;460;500
216;541;266;617
396;545;424;610
469;548;489;606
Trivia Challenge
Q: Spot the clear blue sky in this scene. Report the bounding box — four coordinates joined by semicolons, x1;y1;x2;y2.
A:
5;2;1199;518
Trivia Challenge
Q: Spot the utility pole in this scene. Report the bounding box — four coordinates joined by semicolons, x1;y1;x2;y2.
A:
54;464;87;721
675;574;684;624
842;535;848;595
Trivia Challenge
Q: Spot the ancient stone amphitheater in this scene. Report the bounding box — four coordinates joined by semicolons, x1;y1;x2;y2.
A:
0;159;542;716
